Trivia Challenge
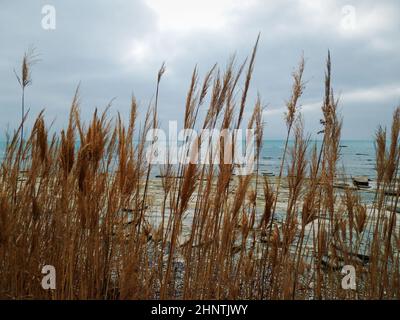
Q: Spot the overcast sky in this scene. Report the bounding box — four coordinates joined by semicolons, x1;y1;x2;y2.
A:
0;0;399;139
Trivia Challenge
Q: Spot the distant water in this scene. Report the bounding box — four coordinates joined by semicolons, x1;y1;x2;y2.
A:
0;140;376;178
0;141;6;159
259;140;376;178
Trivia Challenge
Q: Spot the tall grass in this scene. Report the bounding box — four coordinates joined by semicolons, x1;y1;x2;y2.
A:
0;43;399;299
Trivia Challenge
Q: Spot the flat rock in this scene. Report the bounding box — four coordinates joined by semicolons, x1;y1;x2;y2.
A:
352;176;369;187
333;183;357;190
385;188;399;196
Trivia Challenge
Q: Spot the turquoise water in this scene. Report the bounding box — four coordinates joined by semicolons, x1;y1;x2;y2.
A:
0;140;377;178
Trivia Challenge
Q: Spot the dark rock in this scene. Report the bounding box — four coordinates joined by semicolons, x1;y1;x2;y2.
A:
321;255;343;271
386;205;400;214
332;244;371;266
385;188;399;196
262;172;275;177
352;176;369;187
155;174;183;179
333;183;350;189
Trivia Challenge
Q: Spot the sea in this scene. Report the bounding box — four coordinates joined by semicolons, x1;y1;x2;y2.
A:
259;140;376;178
0;139;376;178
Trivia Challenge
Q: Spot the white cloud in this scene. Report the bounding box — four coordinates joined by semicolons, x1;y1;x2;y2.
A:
144;0;229;31
143;0;258;32
129;40;151;62
342;83;400;103
264;83;400;116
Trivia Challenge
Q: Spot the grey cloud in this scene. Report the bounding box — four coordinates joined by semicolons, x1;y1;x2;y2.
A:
0;0;399;139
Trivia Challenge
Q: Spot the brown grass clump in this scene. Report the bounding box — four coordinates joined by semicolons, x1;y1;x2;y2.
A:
0;42;399;300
